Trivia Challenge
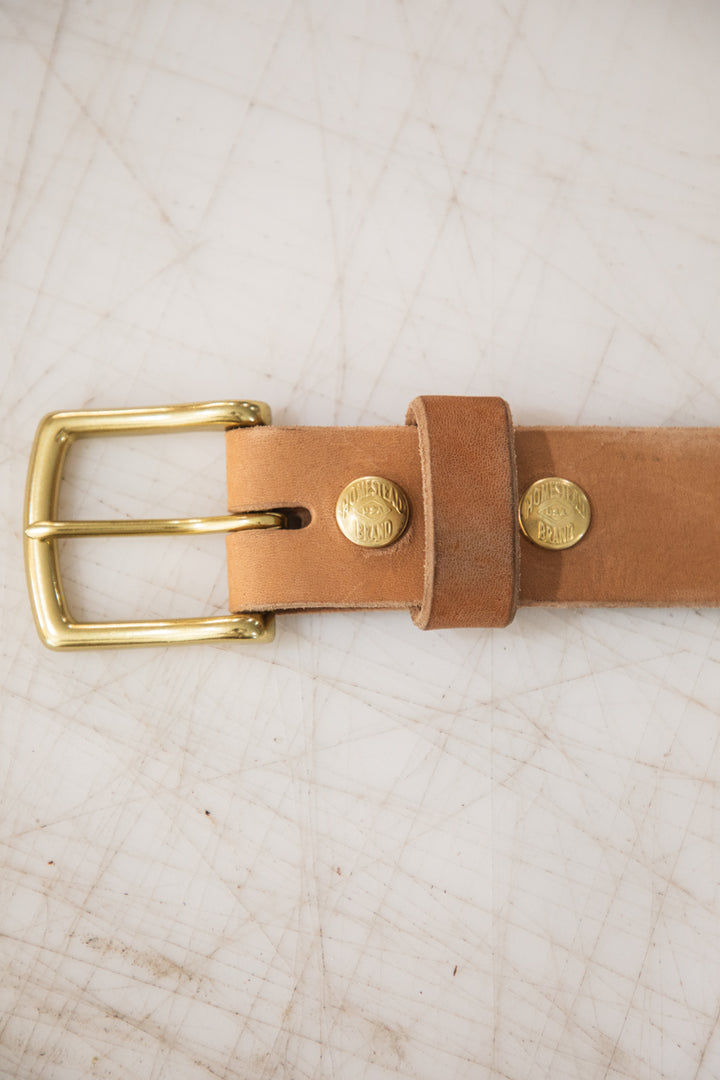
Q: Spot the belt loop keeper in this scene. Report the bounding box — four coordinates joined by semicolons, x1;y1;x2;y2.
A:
406;396;520;629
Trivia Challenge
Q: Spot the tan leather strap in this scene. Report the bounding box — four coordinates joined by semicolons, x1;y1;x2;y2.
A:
226;398;720;627
515;425;720;608
225;426;424;612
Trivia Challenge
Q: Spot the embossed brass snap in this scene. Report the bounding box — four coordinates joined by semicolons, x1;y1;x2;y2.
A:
336;476;410;548
519;477;591;550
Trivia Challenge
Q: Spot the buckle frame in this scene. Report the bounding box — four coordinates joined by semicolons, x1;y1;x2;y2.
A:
24;401;279;649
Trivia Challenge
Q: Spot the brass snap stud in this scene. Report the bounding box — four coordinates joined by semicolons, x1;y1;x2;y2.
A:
336;476;410;549
519;477;591;551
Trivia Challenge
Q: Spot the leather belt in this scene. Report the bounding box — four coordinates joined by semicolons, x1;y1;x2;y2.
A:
24;397;720;649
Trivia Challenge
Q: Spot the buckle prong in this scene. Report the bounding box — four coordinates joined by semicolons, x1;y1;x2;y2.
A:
25;512;284;541
24;400;278;649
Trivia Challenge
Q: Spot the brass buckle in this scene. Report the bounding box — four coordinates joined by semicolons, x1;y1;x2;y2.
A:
24;401;280;649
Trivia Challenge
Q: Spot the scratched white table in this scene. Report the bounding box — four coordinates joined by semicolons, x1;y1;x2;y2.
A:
2;2;720;1078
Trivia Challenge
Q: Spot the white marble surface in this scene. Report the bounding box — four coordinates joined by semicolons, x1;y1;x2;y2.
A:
2;1;720;1078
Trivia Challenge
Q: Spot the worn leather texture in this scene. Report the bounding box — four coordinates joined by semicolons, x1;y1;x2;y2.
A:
225;400;720;626
406;396;519;629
